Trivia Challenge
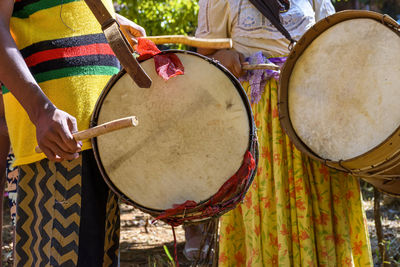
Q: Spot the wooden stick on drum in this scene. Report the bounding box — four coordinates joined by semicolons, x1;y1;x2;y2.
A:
143;36;281;71
145;35;233;49
242;62;281;71
35;116;138;153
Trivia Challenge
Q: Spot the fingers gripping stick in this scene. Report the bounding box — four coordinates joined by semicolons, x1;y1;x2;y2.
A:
83;0;152;88
35;116;138;153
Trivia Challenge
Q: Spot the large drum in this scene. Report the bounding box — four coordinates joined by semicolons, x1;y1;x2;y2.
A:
92;50;258;223
279;10;400;197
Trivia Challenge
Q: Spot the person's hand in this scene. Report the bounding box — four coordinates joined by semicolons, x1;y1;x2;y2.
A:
35;107;81;162
211;49;245;78
116;14;146;49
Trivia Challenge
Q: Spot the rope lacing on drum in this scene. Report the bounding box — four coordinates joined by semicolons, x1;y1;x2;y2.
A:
288;39;297;51
337;160;355;174
381;14;400;32
333;148;400;180
356;152;400;180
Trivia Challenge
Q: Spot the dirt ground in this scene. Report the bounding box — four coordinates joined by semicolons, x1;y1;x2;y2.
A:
0;202;192;267
362;190;400;266
2;192;400;267
118;204;190;267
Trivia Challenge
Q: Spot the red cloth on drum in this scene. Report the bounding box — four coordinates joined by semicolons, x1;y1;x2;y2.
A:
136;38;160;60
209;151;256;205
136;38;184;80
154;151;256;226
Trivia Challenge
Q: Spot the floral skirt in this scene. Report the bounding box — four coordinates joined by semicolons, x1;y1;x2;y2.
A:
218;75;373;266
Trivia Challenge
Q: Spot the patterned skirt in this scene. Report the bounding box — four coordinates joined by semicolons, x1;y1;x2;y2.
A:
218;70;373;266
14;150;120;267
6;153;18;227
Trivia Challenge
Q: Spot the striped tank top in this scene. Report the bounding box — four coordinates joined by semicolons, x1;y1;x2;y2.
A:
3;0;120;166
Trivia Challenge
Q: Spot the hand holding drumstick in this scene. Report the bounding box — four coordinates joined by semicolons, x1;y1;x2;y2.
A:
141;36;280;75
35;116;138;155
196;49;280;78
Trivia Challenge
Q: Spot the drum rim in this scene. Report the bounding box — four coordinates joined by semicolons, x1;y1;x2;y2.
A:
90;50;258;215
362;177;400;198
278;10;400;173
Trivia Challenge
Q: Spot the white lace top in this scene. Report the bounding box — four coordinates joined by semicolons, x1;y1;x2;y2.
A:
196;0;335;56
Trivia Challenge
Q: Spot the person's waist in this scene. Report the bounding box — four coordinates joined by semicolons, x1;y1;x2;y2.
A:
232;37;291;58
12;141;92;167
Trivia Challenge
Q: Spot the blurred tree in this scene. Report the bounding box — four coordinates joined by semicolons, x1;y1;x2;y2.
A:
334;0;400;19
115;0;399;39
115;0;199;37
376;0;400;19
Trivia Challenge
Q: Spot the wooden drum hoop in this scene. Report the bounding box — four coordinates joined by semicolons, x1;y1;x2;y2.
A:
279;10;400;196
91;50;259;223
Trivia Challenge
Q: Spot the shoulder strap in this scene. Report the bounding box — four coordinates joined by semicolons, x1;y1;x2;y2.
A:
83;0;152;88
248;0;296;43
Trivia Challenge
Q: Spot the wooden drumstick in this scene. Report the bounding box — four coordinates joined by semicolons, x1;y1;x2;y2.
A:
145;35;232;49
35;116;138;153
242;62;281;71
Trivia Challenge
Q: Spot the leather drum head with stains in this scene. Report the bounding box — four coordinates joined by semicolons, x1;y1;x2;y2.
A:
96;52;250;211
289;18;400;162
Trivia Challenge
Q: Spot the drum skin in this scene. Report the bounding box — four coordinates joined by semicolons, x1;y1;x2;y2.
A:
92;51;255;211
279;10;400;196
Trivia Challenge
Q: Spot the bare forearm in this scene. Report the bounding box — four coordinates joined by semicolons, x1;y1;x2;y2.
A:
0;117;8;138
197;47;218;56
0;0;84;162
0;135;10;169
197;48;244;78
0;21;55;125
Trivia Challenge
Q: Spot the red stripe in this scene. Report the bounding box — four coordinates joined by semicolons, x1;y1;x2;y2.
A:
25;43;115;67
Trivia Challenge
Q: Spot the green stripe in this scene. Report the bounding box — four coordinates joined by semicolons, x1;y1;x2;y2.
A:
34;66;119;83
13;0;80;18
1;66;118;94
1;85;9;94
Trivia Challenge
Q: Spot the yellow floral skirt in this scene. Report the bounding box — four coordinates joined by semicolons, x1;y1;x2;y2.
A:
218;78;372;267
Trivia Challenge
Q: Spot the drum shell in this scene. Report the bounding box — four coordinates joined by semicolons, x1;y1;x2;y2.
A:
278;10;400;196
91;50;259;221
362;177;400;198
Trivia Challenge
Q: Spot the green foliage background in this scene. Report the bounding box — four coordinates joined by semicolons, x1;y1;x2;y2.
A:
114;0;399;50
115;0;399;41
115;0;199;37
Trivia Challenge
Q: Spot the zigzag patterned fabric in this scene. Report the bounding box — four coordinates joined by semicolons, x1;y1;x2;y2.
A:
16;158;83;266
16;152;120;267
4;0;119;166
103;193;121;266
8;0;122;266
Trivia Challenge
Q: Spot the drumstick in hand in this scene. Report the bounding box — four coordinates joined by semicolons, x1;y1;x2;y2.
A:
35;116;138;153
145;35;232;49
242;62;281;71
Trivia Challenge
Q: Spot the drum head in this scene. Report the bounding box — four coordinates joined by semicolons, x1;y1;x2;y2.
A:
280;11;400;164
93;51;252;211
